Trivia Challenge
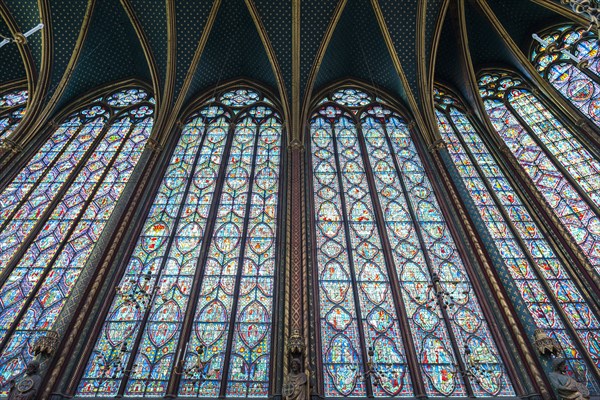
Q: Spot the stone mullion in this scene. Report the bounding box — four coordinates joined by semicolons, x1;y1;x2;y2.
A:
330;120;374;397
355;116;426;397
463;110;600;302
445;112;600;381
385;123;474;397
505;100;600;219
59;135;170;396
428;142;552;399
303;135;324;397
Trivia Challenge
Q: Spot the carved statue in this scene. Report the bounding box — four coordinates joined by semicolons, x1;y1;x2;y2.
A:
549;358;590;400
283;358;308;400
7;361;42;400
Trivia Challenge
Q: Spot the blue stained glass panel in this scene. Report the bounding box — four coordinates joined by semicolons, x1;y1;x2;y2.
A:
0;88;152;390
0;88;27;141
434;93;600;392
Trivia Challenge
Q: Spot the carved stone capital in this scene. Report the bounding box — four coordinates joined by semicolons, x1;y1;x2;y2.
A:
498;143;512;156
33;331;60;358
287;330;305;356
428;139;446;153
288;139;304;152
146;138;163;152
533;329;561;356
0;139;23;154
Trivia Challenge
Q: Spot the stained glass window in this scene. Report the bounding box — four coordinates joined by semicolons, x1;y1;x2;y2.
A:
0;87;28;142
435;86;600;394
0;87;152;391
478;72;600;280
531;24;600;127
310;87;514;398
77;88;283;398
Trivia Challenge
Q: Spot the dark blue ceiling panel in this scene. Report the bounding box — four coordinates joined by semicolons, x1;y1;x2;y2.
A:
314;0;408;107
186;0;277;107
129;0;167;88
57;0;150;111
46;1;89;100
486;0;568;55
4;0;42;73
300;0;341;100
173;1;215;101
425;0;444;72
378;0;421;103
252;0;292;100
0;18;26;84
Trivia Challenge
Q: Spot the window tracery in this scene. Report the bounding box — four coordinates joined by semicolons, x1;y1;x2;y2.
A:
77;87;283;398
435;86;600;395
0;86;153;391
531;24;600;126
478;71;600;281
310;87;514;398
0;87;28;142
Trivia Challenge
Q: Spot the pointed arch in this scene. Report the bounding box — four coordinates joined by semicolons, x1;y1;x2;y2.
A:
435;83;600;394
0;82;154;392
75;82;285;398
308;82;515;397
0;83;28;143
477;69;600;287
530;23;600;129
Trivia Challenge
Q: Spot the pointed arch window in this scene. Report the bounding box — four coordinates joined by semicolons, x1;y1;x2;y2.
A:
435;86;600;394
0;86;28;142
77;87;283;398
0;87;153;390
478;71;600;280
309;87;514;398
531;24;600;127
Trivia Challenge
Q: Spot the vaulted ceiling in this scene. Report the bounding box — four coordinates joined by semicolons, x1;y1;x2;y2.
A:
0;0;585;145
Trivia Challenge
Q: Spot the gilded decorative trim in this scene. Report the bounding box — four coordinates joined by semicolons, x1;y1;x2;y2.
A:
41;149;160;399
164;0;221;144
455;1;550;396
417;0;440;143
145;0;176;146
292;0;300;141
370;0;433;144
120;0;162;109
34;0;53;114
431;148;551;398
0;4;37;96
20;0;96;146
244;0;291;138
422;0;450;143
300;0;347;143
428;0;449;82
530;0;590;26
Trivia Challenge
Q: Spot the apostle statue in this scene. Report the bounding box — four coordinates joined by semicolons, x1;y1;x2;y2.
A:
7;361;42;400
549;357;590;400
283;358;308;400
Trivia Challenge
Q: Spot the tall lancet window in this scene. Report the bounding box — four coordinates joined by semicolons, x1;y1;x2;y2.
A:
309;87;514;398
0;87;153;389
531;24;600;126
77;87;283;398
0;87;28;141
478;72;600;279
435;86;600;394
